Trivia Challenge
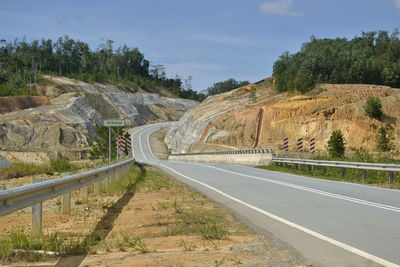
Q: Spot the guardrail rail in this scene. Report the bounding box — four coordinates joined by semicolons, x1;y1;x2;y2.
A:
272;157;400;183
0;158;134;235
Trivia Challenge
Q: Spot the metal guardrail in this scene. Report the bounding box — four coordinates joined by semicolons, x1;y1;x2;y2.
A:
170;148;274;156
0;158;134;235
272;157;400;183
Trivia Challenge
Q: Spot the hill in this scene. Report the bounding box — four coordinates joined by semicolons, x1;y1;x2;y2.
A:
165;80;400;157
0;75;198;163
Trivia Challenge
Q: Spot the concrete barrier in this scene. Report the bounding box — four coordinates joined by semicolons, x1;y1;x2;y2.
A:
168;153;273;166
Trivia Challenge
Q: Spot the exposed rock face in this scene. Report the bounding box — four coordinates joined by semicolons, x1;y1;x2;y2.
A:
103;93;198;126
0;76;198;161
0;96;50;114
165;83;400;156
0;96;99;153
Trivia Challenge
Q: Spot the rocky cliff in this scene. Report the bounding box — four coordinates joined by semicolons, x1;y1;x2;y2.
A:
0;76;198;162
165;82;400;157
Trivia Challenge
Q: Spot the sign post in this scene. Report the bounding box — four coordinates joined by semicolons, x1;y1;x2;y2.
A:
104;119;125;165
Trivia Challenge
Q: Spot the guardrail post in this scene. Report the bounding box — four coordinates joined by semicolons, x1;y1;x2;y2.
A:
308;165;312;172
322;167;327;175
295;164;299;170
389;172;394;184
340;168;345;177
115;168;119;180
80;186;88;204
94;180;101;196
61;192;71;215
362;170;367;184
103;177;109;192
31;177;44;236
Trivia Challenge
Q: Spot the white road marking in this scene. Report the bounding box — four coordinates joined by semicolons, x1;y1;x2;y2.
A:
199;164;400;213
159;163;399;267
134;123;400;266
137;130;148;161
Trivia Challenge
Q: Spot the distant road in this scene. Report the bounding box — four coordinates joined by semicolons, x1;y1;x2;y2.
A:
132;123;400;267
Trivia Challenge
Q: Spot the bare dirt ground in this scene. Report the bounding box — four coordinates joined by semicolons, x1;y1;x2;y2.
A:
0;128;306;267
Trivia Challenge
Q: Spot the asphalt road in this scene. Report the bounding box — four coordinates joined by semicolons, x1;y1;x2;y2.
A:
131;123;400;267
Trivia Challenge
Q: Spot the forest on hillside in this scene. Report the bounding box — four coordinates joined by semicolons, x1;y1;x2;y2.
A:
273;30;400;92
0;36;205;100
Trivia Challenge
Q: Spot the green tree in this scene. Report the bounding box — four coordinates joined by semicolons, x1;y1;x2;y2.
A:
0;36;205;101
364;96;383;119
376;127;392;152
327;130;346;158
90;126;129;160
272;29;400;93
295;65;314;93
206;78;250;96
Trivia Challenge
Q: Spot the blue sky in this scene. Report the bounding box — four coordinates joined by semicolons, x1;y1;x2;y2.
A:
1;0;399;92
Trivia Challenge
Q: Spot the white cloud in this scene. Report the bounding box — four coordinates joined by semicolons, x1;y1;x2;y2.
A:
395;0;400;9
190;34;263;47
259;0;302;16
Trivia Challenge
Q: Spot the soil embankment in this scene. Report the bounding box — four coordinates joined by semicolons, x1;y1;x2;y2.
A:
0;96;50;114
166;82;400;157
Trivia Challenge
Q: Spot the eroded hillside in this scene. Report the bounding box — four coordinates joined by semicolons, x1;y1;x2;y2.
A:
0;76;198;162
165;82;400;156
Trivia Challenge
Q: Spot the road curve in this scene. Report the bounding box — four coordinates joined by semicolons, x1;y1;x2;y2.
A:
131;123;400;267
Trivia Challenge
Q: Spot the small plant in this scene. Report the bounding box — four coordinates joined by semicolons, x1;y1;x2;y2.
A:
171;199;183;214
117;232;148;253
327;130;346;159
180;239;195;251
376;126;392;152
364;96;383;119
354;148;373;162
133;237;148;253
248;86;257;103
157;202;169;210
200;221;228;240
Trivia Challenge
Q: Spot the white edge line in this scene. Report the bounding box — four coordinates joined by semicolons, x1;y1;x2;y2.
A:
159;163;399;267
255;164;400;193
199;164;400;213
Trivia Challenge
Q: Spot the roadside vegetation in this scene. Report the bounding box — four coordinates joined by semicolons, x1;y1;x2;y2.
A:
261;148;400;188
0;164;252;264
0;158;83;180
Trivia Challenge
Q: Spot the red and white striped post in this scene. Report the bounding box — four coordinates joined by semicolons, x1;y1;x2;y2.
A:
125;137;132;153
310;138;316;159
283;137;288;157
297;138;303;158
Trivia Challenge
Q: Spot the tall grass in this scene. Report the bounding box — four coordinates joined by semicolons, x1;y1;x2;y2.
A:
0;158;79;180
0;230;82;262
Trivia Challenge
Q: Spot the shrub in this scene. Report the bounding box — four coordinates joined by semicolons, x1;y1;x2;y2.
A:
376;127;392;152
49;158;74;173
364;96;383;119
327;130;346;158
